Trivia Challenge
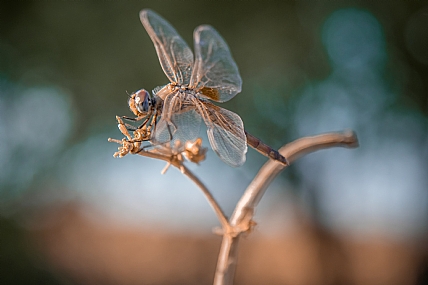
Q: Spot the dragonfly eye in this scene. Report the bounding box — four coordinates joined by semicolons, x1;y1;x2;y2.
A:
134;89;151;114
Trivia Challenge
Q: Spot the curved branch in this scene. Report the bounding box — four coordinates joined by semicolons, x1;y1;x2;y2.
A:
234;130;358;213
214;130;359;285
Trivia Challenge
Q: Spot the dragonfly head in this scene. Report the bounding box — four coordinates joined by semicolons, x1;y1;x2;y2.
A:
128;89;152;116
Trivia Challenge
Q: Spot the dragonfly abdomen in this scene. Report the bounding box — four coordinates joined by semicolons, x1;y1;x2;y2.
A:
245;131;288;166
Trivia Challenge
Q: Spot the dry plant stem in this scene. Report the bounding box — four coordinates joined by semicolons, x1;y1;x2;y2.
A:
180;164;231;230
135;151;230;230
214;130;359;285
234;130;358;213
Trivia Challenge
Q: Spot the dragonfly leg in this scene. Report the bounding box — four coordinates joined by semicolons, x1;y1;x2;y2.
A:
121;115;150;128
166;123;174;142
124;123;137;131
120;115;146;131
121;115;139;122
135;143;155;153
146;111;158;133
136;116;150;130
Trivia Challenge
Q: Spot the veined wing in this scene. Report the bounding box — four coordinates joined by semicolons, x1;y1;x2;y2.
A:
152;93;202;146
197;101;247;167
140;9;193;84
190;25;242;102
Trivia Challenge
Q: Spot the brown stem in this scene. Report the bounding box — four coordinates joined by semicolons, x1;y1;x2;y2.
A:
135;151;230;230
213;130;359;285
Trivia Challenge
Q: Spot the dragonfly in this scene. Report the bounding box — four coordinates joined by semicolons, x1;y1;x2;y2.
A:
124;9;288;167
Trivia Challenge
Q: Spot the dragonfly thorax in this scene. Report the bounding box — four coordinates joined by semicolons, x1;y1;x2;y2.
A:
170;82;193;92
154;83;195;100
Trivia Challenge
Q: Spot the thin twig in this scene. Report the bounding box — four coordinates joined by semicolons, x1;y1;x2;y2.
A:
180;164;231;230
134;151;231;230
213;130;359;285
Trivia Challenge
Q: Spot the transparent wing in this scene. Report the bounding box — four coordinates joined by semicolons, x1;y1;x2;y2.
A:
152;93;202;147
190;25;242;102
140;9;193;84
151;118;173;145
198;101;247;167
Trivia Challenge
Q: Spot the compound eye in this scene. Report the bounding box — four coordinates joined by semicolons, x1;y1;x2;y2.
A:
135;89;150;114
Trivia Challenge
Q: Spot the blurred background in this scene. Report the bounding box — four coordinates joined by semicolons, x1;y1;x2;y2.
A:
1;0;427;284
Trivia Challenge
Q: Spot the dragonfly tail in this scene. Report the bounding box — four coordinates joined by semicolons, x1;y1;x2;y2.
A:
245;131;289;166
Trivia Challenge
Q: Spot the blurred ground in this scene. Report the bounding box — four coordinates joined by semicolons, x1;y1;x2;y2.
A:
14;205;422;285
12;203;426;285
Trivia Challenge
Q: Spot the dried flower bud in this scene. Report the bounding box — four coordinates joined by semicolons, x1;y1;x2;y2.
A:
183;138;207;164
109;112;207;172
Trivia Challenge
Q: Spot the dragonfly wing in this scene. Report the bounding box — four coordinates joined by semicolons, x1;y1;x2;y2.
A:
151;118;173;145
190;25;242;102
152;94;202;146
198;101;247;167
140;9;193;84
